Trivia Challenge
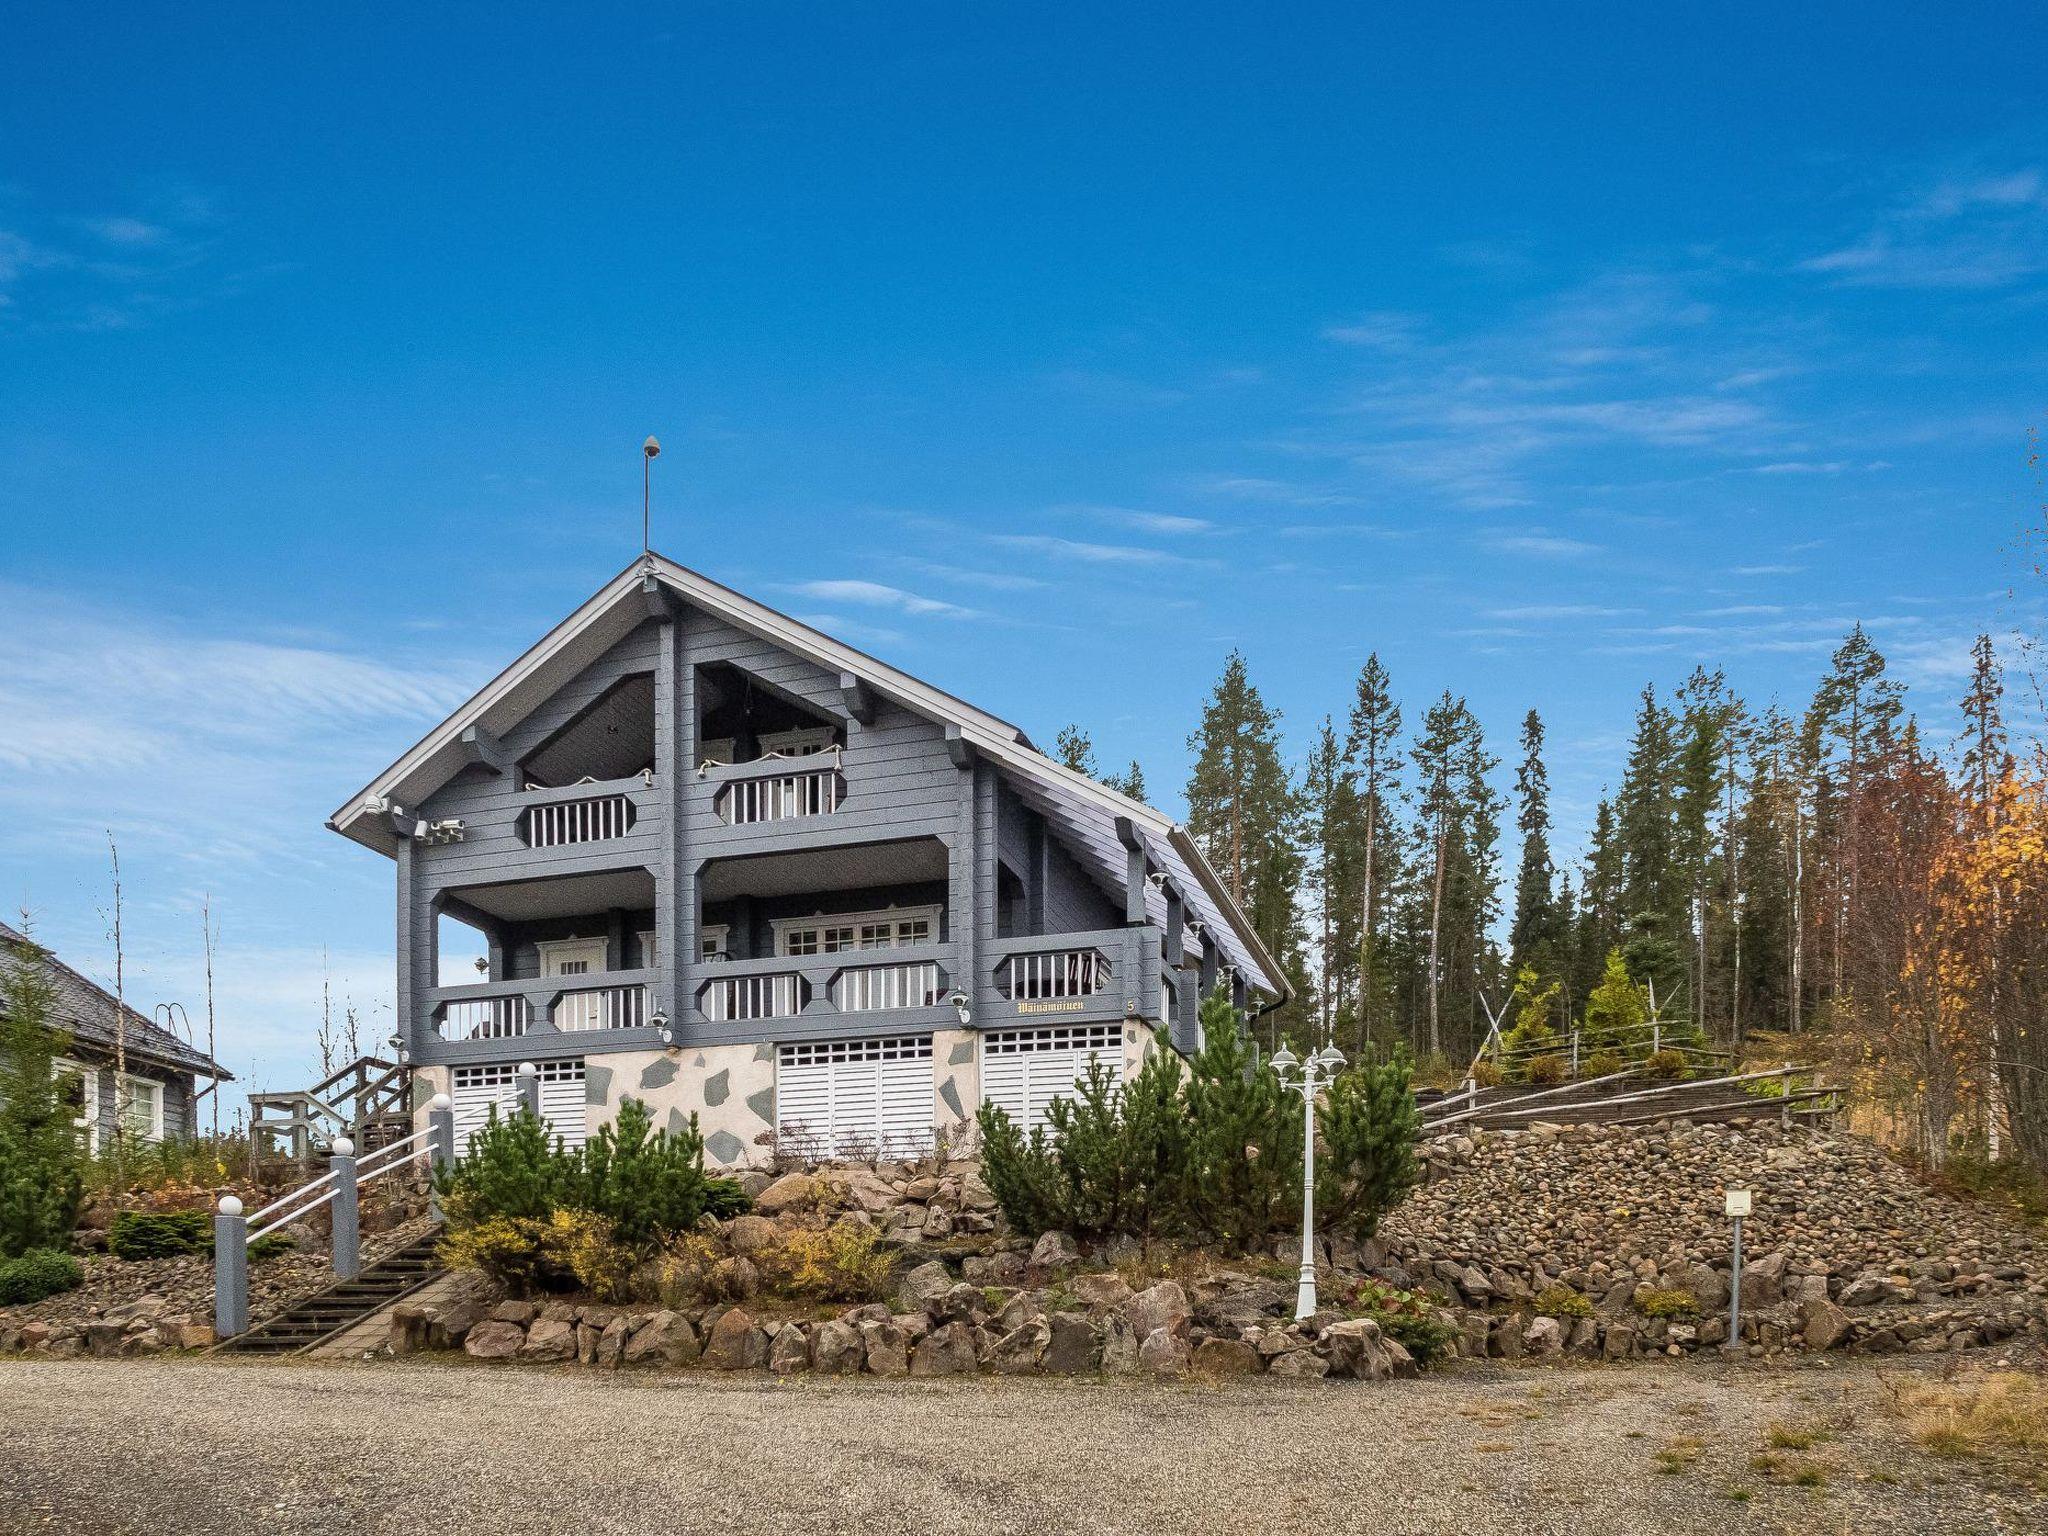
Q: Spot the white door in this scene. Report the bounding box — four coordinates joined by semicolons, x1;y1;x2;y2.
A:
776;1036;933;1160
981;1023;1124;1138
451;1059;588;1153
540;938;609;1032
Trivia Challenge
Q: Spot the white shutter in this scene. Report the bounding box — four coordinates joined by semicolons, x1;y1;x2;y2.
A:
451;1065;517;1153
777;1037;932;1160
452;1059;586;1153
537;1059;588;1150
982;1024;1124;1139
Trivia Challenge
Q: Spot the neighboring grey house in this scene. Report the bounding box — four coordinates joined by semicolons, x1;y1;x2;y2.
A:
329;553;1286;1167
0;920;231;1150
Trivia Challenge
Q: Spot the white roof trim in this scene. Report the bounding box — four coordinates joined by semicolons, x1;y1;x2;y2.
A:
329;553;1288;1002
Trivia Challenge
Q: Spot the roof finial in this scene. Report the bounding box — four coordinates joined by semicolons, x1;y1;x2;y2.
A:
642;436;662;556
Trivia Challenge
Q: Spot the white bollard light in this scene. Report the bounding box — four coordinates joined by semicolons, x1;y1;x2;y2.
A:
217;1194;243;1217
331;1136;355;1158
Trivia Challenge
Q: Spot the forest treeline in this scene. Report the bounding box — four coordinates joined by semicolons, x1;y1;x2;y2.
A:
1057;624;2048;1174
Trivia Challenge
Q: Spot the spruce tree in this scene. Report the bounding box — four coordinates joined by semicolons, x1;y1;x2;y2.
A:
1958;634;2008;812
0;931;87;1258
1343;654;1404;1050
1103;760;1148;803
1406;693;1501;1061
1185;652;1307;1032
1805;624;1904;1006
1509;708;1561;979
1301;719;1364;1043
1616;684;1679;929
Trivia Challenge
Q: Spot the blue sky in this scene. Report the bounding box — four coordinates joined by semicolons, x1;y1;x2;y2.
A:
2;5;2044;1094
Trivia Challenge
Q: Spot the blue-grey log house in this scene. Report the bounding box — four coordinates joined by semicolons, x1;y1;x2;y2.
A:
329;555;1285;1165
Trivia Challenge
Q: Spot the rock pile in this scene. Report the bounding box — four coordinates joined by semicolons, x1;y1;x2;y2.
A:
1368;1120;2048;1360
736;1164;1002;1243
389;1260;1415;1383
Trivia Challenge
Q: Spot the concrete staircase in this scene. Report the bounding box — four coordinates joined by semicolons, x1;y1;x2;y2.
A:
214;1228;444;1356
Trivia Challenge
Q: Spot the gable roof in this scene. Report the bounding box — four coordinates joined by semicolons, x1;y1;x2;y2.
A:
330;553;1289;1000
0;921;231;1079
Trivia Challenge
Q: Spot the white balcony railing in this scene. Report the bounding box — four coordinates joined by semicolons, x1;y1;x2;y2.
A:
437;996;530;1042
523;793;636;849
717;768;840;827
832;961;943;1013
702;972;805;1022
553;983;648;1032
1001;949;1109;1003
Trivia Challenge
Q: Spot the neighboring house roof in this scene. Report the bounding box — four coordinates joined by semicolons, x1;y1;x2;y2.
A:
329;553;1290;1000
0;920;231;1079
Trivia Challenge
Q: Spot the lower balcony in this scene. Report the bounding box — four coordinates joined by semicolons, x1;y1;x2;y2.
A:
429;968;658;1045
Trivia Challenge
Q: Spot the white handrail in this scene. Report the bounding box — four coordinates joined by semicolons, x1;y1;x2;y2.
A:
352;1127;431;1180
248;1184;339;1245
246;1168;339;1228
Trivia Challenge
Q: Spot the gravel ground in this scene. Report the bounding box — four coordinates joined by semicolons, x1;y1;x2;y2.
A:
0;1354;2040;1535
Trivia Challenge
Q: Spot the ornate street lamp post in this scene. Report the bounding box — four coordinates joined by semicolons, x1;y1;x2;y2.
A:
1269;1043;1345;1320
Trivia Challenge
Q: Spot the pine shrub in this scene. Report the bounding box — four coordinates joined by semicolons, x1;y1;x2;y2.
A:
580;1098;711;1246
1524;1052;1568;1086
110;1209;211;1260
0;934;85;1259
1183;992;1303;1251
1315;1045;1422;1241
0;1247;82;1304
435;1106;576;1226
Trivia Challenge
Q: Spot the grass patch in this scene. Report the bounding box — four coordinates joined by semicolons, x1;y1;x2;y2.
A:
1653;1435;1703;1476
1889;1371;2048;1485
1765;1420;1828;1451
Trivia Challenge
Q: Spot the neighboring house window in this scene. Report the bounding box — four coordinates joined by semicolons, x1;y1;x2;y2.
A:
773;906;937;958
116;1074;164;1144
699;924;729;962
54;1057;99;1152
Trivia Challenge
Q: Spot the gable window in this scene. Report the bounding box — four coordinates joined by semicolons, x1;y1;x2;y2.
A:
55;1057;99;1151
116;1074;164;1144
772;906;937;958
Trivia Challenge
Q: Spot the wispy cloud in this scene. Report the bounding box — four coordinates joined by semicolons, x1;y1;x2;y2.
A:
1801;163;2048;289
1485;531;1605;559
1729;563;1805;577
1059;503;1217;536
1321;310;1422;350
989;533;1196;567
0;185;232;331
782;579;982;619
1486;603;1639;621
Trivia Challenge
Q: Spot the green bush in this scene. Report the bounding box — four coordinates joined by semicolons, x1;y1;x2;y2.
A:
434;1097;715;1293
1583;1048;1627;1078
0;1247;82;1304
0;933;85;1258
1183;994;1302;1252
704;1177;751;1220
1524;1052;1567;1086
110;1210;210;1260
1643;1048;1690;1081
976;1034;1191;1243
1534;1283;1593;1319
1316;1045;1421;1241
580;1099;712;1247
1344;1277;1456;1365
1635;1285;1701;1320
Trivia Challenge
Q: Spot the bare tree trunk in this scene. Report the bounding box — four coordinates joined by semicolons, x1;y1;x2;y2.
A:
105;831;128;1154
202;894;220;1140
1358;788;1375;1053
1428;812;1446;1059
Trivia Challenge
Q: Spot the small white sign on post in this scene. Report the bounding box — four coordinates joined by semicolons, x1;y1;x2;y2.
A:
1724;1188;1753;1218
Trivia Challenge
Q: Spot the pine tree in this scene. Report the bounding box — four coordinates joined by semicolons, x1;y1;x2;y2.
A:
1053;724;1097;777
1185;653;1307;1030
1509;709;1561;978
1958;634;2008;812
1343;654;1404;1049
0;929;86;1258
1580;949;1648;1054
1103;760;1148;803
1616;685;1679;931
1406;693;1501;1061
1573;798;1624;1007
1805;624;1905;1008
1183;990;1301;1251
1673;668;1741;1037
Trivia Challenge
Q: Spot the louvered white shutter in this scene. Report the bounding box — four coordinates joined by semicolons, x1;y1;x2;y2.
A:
981;1024;1124;1139
777;1037;933;1159
536;1059;588;1150
451;1060;586;1153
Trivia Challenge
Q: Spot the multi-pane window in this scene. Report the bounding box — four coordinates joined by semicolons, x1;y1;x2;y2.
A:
117;1074;164;1144
774;907;936;958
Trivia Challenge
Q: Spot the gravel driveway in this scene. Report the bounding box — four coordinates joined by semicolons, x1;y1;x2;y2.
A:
1;1354;2038;1535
